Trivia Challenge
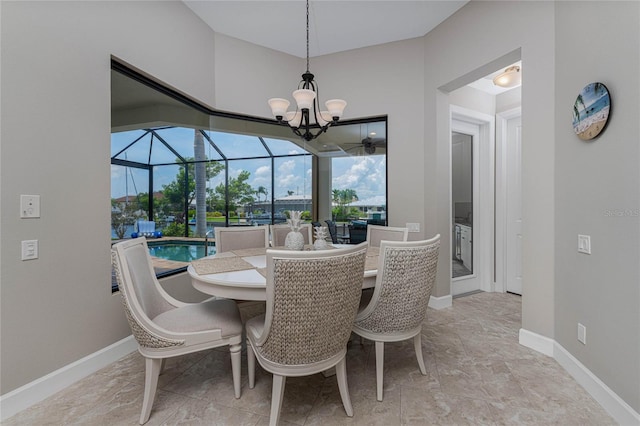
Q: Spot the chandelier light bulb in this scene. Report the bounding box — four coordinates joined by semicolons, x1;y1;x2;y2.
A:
286;111;302;128
292;89;316;110
325;99;347;119
268;98;290;118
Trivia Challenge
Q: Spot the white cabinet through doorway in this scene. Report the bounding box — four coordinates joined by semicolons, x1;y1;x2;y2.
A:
459;224;472;270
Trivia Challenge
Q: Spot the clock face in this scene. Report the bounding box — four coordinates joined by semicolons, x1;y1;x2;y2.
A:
572;82;611;141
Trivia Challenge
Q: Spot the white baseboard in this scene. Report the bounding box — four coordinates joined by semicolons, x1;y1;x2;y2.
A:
554;342;640;426
519;328;640;425
429;294;452;310
0;335;137;422
519;328;554;357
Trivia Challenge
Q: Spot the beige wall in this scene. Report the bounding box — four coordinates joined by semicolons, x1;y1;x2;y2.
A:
0;0;220;394
554;1;640;410
422;1;556;310
1;0;638;414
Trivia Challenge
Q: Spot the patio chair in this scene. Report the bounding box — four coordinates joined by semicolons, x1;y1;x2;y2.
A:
246;243;368;426
133;220;161;238
270;223;312;247
214;225;270;253
111;237;243;424
325;220;339;243
352;235;440;401
347;224;367;244
366;224;409;247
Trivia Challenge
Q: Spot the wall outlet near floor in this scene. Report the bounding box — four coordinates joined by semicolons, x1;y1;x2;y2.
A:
578;234;591;254
577;323;586;345
406;222;420;233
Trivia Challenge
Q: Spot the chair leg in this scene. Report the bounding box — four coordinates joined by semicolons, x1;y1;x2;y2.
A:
414;334;427;375
140;357;162;424
269;374;286;426
247;342;256;389
335;357;354;417
375;341;385;402
159;358;166;375
230;343;242;399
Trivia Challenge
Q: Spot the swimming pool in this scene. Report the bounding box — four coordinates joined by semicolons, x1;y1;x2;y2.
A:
147;240;216;262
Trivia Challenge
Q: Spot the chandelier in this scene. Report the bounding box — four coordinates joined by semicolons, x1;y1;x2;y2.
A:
267;0;346;141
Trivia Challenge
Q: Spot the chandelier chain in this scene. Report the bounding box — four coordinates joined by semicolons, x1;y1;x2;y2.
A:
306;0;310;72
267;0;346;141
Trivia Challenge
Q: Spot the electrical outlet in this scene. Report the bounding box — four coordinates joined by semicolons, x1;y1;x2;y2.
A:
578;234;591;254
578;323;586;345
20;195;40;218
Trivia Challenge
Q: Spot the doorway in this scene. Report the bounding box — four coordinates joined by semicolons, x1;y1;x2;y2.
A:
496;108;523;295
450;109;494;296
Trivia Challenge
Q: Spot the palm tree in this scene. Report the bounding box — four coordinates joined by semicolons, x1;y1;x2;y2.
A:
194;129;207;237
574;93;586;122
332;189;359;220
256;186;268;203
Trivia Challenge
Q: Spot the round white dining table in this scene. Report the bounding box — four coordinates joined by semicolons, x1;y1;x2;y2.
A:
188;245;378;301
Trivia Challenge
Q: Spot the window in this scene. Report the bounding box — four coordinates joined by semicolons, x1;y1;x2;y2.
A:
111;61;387;285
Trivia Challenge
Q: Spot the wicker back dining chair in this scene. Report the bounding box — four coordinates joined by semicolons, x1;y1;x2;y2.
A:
214;225;269;253
352;235;440;401
366;224;409;247
269;223;313;247
246;243;368;426
111;237;243;424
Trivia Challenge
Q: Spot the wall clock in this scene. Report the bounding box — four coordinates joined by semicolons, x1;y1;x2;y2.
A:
572;82;611;141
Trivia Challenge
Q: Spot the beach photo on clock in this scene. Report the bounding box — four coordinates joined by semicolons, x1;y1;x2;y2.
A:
572;82;611;141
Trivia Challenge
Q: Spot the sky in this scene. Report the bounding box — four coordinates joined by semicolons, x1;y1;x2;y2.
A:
111;128;386;206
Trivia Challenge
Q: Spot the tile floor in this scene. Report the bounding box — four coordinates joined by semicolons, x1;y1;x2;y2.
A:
4;292;615;425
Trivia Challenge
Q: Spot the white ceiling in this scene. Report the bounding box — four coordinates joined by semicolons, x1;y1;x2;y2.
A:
183;1;469;58
182;1;522;94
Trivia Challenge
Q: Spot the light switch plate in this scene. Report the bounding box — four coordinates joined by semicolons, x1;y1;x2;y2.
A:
578;234;591;254
21;240;38;260
406;223;420;233
20;195;40;218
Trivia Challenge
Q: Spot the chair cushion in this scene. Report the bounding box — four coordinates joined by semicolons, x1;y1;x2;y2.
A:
245;314;266;341
153;299;242;337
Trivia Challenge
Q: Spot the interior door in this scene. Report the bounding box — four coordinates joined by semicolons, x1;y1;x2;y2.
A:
505;115;523;294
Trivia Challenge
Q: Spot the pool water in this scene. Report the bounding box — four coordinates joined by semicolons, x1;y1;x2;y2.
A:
147;241;216;262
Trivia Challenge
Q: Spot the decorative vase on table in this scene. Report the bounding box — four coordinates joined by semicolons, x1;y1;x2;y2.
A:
285;210;305;251
313;226;329;250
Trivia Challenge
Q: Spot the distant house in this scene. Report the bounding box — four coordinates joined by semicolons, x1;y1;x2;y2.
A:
112;192;164;213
